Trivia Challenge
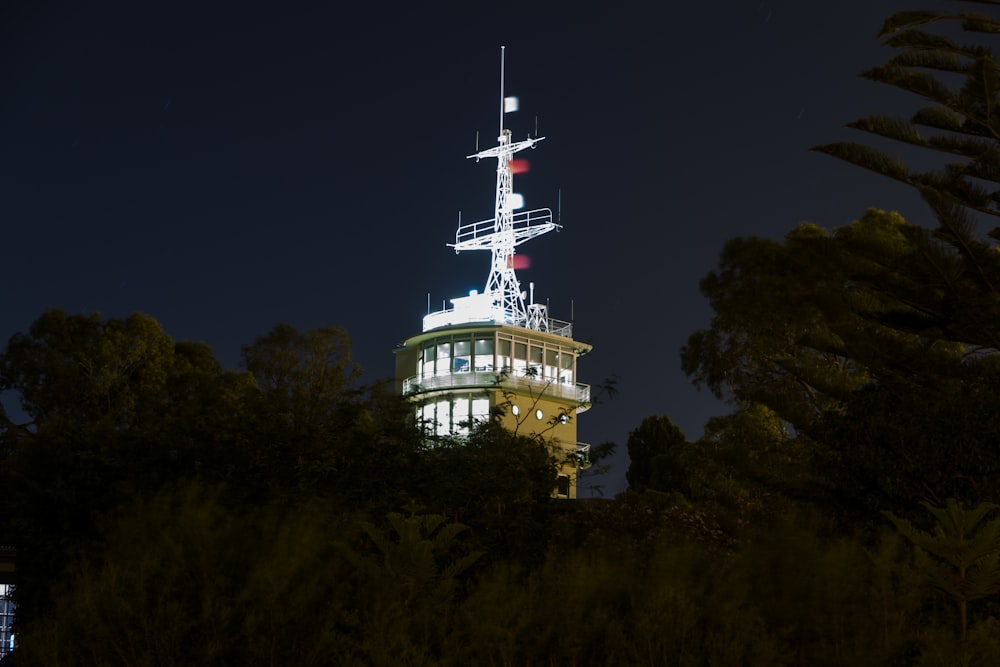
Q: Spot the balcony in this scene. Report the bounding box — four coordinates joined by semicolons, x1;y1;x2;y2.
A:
402;370;590;406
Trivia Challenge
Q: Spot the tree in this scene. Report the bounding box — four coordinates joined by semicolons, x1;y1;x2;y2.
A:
240;323;361;428
0;309;175;434
682;210;971;436
691;405;817;516
0;309;259;625
625;414;688;493
884;499;1000;644
682;210;1000;519
812;2;1000;351
238;323;365;497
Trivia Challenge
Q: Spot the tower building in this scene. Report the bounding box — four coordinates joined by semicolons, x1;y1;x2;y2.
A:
394;48;592;498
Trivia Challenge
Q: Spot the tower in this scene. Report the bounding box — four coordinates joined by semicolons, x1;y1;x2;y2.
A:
394;47;592;498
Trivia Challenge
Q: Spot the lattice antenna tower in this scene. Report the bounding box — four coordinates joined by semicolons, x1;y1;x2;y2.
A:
449;46;559;330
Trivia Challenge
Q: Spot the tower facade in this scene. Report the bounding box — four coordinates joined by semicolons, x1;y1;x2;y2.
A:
394;48;592;498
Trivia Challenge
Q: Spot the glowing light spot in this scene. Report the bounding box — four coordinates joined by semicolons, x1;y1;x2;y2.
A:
504;96;519;112
510;159;530;174
508;193;524;209
506;254;530;270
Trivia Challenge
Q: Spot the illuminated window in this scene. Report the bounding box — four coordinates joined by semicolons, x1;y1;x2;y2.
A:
513;342;527;376
545;349;559;380
453;397;471;436
453;339;471;373
436;343;451;376
497;339;512;374
0;584;14;658
474;338;494;371
421;403;435;432
435;400;451;436
560;352;575;384
472;398;490;423
529;346;543;376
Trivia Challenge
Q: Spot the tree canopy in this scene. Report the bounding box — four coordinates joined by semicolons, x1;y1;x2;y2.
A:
812;1;1000;351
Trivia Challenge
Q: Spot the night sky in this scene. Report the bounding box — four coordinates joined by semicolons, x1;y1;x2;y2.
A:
2;1;956;495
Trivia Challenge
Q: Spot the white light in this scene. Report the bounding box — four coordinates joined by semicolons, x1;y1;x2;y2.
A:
469;289;478;296
504;96;519;112
508;193;525;209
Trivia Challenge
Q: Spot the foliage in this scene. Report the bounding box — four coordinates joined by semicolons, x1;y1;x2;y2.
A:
812;1;1000;350
351;511;484;666
0;309;257;626
682;209;1000;521
408;418;560;566
624;414;687;493
885;499;1000;643
681;210;979;435
17;483;365;666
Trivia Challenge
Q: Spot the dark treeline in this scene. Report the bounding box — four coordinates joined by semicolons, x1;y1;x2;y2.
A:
3;310;996;666
7;3;1000;665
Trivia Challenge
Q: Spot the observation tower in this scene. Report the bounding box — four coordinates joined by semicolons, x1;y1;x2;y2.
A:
394;47;592;498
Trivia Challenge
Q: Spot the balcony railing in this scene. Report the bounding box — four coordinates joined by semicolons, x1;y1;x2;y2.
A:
423;305;573;338
402;370;590;405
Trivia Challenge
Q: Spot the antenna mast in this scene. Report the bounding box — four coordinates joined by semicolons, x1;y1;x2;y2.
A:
448;47;560;329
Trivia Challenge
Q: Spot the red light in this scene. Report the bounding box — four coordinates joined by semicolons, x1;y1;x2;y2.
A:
506;254;531;270
510;159;530;174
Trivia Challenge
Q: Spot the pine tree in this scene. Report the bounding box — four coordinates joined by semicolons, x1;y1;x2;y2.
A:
884;499;1000;642
812;1;1000;351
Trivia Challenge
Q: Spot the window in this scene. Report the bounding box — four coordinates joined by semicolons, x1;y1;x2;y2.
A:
472;397;490;424
453;396;471;436
513;342;527;376
557;475;571;497
421;403;435;432
435;400;451;436
436;342;451;376
560;351;575;384
0;585;15;657
453;339;471;372
474;338;494;371
497;339;512;374
545;349;559;380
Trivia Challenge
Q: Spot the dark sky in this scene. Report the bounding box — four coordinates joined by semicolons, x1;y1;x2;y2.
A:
2;1;957;495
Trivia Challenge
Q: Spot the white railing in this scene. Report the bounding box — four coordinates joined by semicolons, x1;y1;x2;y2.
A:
403;370;590;405
423;305;573;337
451;208;558;251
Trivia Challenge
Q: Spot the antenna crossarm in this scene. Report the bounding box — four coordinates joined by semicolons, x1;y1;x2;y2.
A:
448;208;558;252
466;136;545;161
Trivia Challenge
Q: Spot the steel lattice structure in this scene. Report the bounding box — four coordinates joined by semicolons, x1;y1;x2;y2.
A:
448;46;559;330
